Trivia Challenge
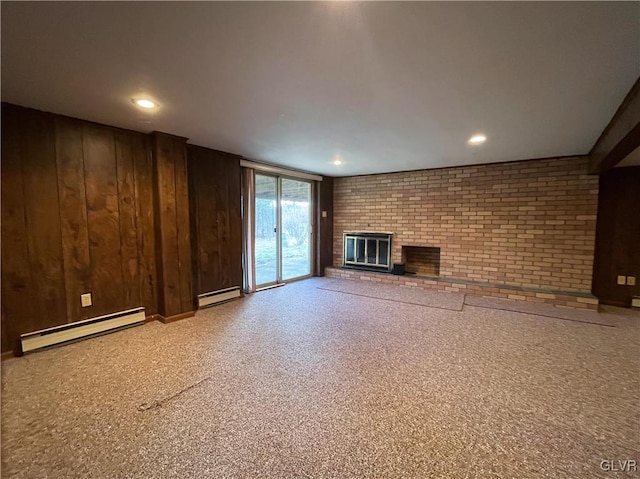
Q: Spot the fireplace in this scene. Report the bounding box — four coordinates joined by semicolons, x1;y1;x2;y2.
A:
343;232;392;272
402;246;440;277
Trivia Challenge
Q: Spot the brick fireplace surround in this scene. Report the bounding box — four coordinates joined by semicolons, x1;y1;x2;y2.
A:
329;156;599;310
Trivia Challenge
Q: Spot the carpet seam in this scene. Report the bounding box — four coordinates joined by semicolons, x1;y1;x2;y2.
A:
316;286;464;312
138;377;213;411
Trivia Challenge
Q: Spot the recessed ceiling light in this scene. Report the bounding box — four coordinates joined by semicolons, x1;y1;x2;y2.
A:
132;98;156;109
333;159;342;166
468;134;487;145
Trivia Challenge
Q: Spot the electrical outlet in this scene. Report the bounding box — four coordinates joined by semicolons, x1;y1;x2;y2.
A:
81;293;92;308
627;276;636;286
617;275;627;285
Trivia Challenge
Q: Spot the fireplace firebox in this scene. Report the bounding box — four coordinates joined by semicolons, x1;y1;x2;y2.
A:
402;245;441;277
343;232;392;272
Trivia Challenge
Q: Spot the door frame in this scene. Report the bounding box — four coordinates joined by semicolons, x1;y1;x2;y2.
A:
253;173;314;289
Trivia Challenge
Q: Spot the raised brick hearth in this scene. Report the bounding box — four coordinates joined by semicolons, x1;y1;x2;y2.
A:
326;267;599;310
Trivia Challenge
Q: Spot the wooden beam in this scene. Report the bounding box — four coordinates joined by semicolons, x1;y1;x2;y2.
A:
589;77;640;174
151;132;194;317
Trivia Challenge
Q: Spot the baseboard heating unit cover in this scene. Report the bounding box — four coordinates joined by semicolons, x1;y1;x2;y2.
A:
20;307;145;354
198;286;241;308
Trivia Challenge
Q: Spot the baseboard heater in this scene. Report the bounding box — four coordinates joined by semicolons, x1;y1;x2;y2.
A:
20;307;145;354
198;286;241;308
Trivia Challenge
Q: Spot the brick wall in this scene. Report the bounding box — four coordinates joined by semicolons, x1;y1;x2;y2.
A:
333;157;599;293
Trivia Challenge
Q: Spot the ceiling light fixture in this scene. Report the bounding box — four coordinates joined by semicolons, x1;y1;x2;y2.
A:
333;159;342;165
132;98;156;109
468;134;487;145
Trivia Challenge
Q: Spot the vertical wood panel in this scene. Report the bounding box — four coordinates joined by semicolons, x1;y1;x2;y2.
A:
316;176;334;276
214;158;229;288
1;104;163;353
2;104;204;351
188;147;202;298
188;145;242;295
192;146;217;293
133;134;157;315
1;292;9;353
21;110;67;329
153;133;191;317
156;135;180;315
83;124;125;317
592;166;640;306
1;106;36;351
55;116;92;322
227;159;243;288
174;143;193;312
115;130;141;309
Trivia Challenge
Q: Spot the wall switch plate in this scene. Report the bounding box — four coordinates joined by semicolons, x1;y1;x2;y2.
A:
617;275;627;285
632;296;640;309
81;293;92;308
322;211;328;218
627;276;636;286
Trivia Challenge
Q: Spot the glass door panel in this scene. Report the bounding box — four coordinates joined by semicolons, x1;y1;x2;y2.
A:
356;239;365;263
254;174;278;286
378;241;389;266
366;239;378;264
281;178;311;281
345;237;355;262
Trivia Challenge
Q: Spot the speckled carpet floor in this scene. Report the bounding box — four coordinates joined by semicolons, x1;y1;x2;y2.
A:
2;278;639;478
317;279;465;311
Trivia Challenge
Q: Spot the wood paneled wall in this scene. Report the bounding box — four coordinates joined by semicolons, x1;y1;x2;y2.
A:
1;103;333;353
592;166;640;306
187;145;242;294
316;176;333;276
1;104;158;352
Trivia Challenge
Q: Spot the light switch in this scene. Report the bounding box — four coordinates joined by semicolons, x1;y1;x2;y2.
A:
627;276;636;286
81;293;92;307
617;275;627;285
322;211;328;218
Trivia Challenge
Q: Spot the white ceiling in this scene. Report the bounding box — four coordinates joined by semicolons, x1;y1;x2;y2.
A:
2;2;639;176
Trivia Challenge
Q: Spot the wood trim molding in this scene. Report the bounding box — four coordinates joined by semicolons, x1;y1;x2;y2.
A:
1;350;16;361
589;77;640;174
156;311;195;324
151;131;189;142
188;143;241;159
240;159;323;181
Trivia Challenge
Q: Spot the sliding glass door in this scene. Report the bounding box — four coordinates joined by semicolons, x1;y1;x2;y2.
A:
255;175;279;286
281;178;312;281
254;174;312;287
